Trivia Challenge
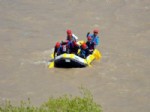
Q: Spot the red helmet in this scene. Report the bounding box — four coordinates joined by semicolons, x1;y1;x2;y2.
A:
81;43;87;49
87;36;92;41
55;42;60;48
66;29;72;35
93;29;99;34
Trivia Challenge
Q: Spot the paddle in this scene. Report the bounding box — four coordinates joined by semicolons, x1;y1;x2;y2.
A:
48;53;55;68
93;49;102;59
48;62;54;68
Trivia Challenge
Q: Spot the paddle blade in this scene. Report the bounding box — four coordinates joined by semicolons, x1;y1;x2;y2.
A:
48;62;54;68
93;49;102;59
86;55;95;65
51;53;54;58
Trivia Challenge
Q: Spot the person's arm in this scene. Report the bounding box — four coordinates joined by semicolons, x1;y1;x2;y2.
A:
72;34;78;40
96;36;100;45
54;47;57;58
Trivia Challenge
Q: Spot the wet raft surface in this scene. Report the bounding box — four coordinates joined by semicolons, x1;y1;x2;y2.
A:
0;0;150;112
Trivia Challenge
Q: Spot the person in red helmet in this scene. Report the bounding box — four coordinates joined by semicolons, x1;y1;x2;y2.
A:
66;29;77;41
79;43;90;58
87;29;100;46
54;42;61;58
86;36;95;53
70;41;79;54
61;40;69;53
54;41;70;58
66;29;78;53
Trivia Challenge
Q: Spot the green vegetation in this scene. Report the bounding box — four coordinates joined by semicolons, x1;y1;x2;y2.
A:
0;88;102;112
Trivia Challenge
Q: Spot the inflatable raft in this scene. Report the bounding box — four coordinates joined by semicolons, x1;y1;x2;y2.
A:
48;49;102;68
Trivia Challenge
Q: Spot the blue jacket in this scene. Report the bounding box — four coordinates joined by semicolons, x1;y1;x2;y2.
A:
57;44;68;55
79;48;90;58
88;34;100;45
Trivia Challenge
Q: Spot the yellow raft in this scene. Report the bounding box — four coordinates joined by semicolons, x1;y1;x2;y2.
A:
48;49;102;68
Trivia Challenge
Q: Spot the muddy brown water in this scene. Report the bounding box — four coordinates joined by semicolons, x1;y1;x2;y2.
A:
0;0;150;112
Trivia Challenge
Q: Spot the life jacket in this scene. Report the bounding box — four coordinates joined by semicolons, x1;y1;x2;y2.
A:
80;48;89;58
71;41;79;54
88;34;99;45
86;41;95;50
62;44;68;53
61;41;70;54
